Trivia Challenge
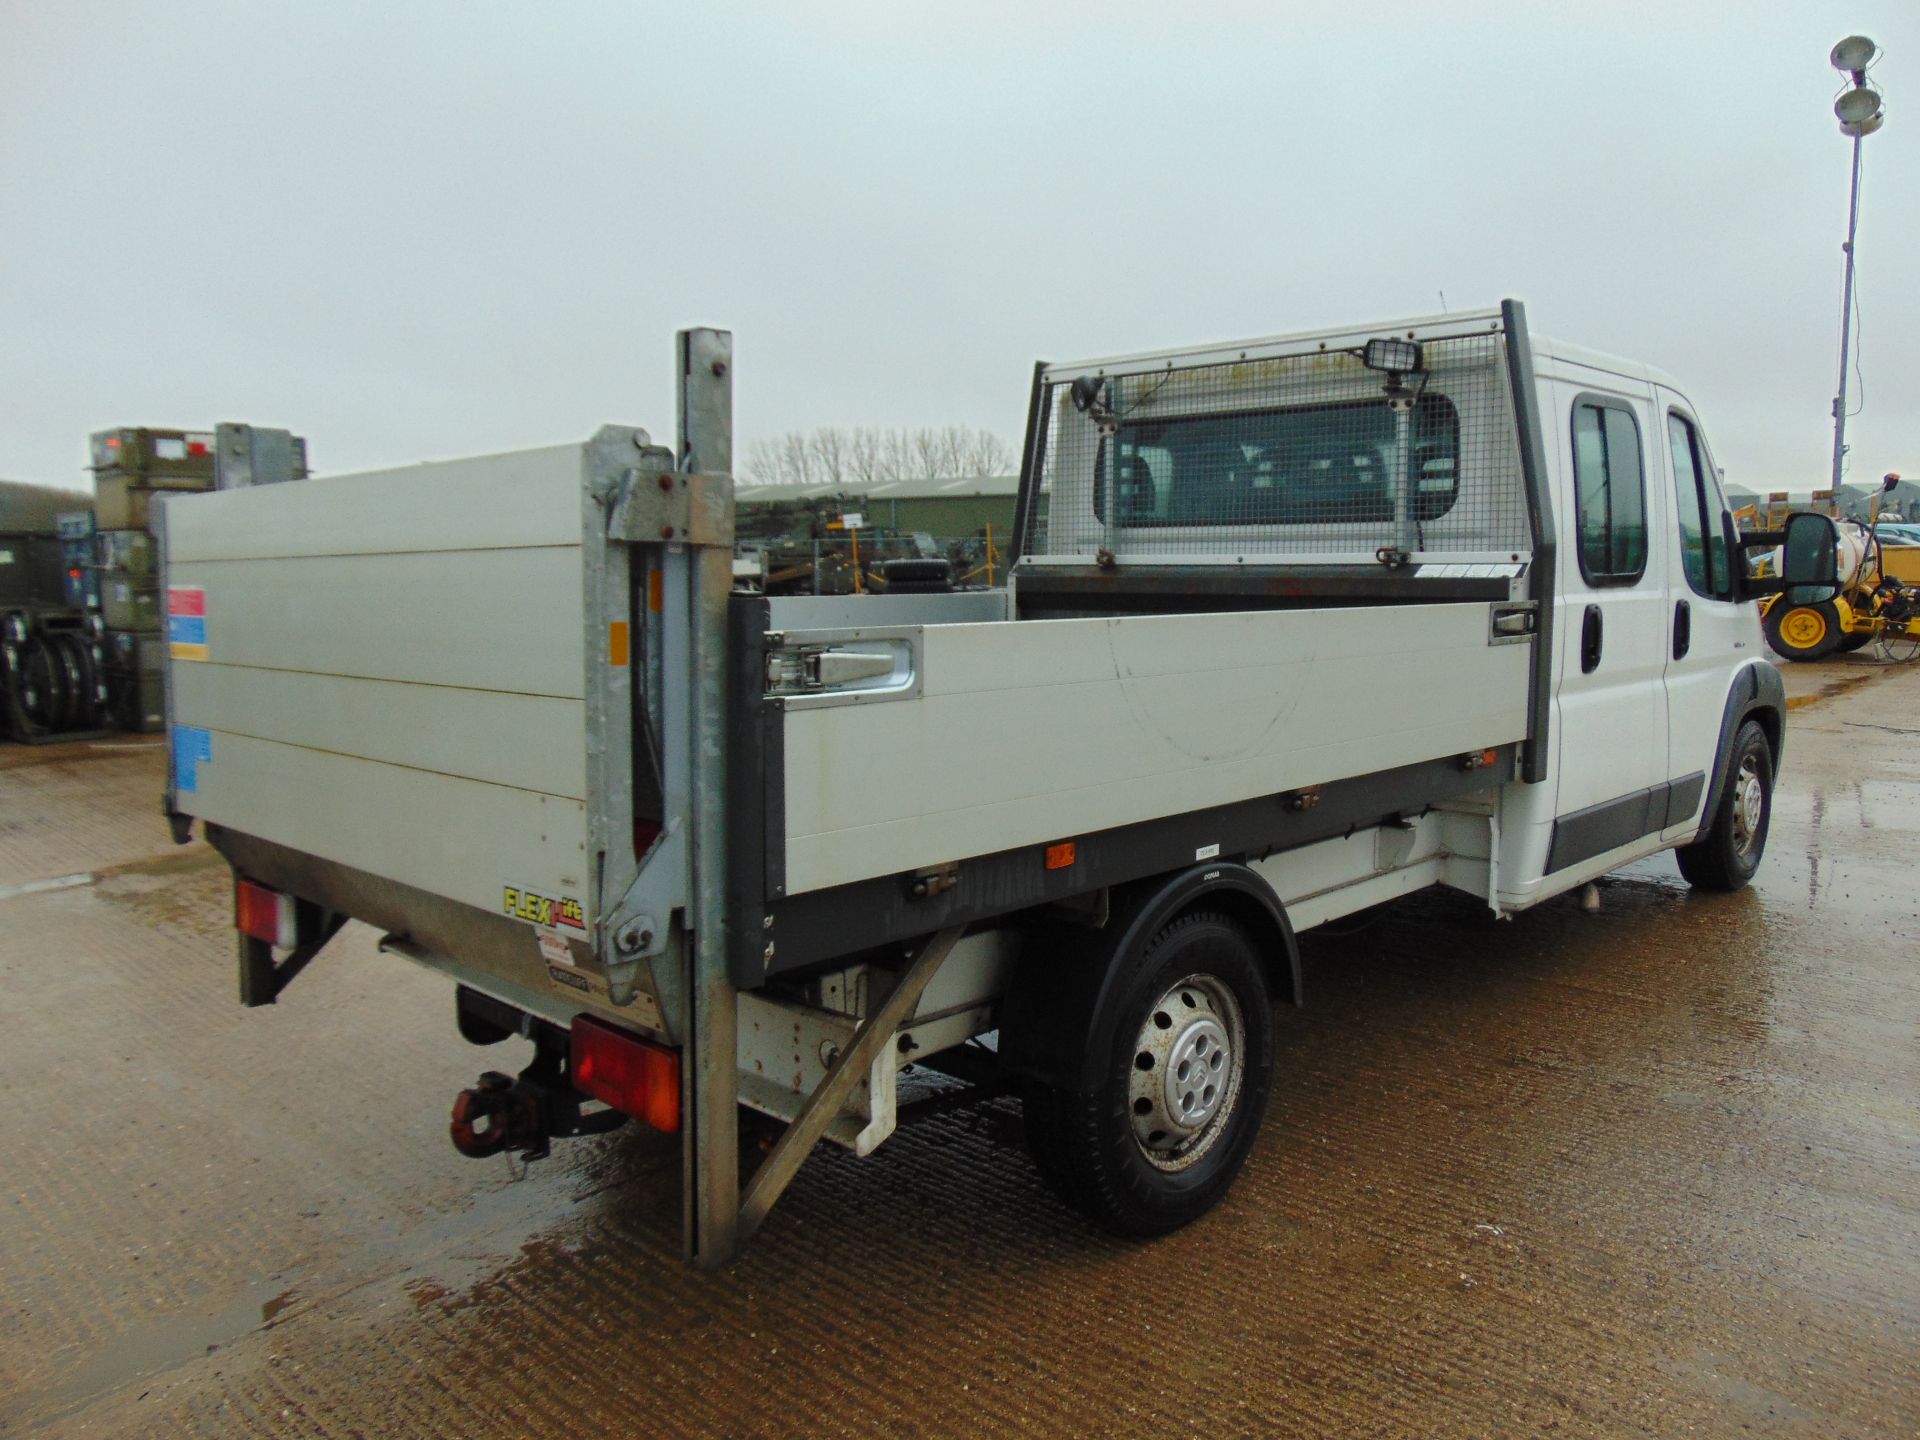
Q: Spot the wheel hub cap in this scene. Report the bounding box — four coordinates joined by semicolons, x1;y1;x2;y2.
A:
1164;1017;1229;1130
1781;609;1826;648
1128;974;1246;1172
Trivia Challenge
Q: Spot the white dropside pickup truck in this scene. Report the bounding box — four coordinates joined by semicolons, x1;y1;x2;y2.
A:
158;304;1828;1266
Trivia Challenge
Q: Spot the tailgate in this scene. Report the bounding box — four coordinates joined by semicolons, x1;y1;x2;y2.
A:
162;440;607;933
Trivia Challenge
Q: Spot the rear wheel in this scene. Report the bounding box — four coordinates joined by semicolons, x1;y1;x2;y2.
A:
1763;599;1843;661
1021;912;1274;1236
1837;629;1873;653
1676;719;1773;892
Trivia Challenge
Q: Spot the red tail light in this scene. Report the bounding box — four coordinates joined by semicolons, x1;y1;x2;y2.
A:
570;1015;681;1133
235;879;297;948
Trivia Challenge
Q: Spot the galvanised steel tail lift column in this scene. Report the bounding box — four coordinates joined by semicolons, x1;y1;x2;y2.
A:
605;328;743;1266
631;331;960;1265
679;329;741;1268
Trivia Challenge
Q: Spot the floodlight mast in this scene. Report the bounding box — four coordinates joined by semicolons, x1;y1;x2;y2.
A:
1829;35;1884;491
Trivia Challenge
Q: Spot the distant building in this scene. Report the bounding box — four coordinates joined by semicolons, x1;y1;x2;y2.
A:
736;474;1020;542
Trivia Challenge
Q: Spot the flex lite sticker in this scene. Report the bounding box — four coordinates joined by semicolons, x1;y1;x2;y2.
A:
503;885;586;931
167;586;208;661
172;725;212;792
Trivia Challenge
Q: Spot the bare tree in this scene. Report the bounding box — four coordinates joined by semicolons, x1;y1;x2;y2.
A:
959;429;1015;477
742;425;1017;486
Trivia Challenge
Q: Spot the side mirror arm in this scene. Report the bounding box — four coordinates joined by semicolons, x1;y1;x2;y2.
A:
1731;525;1788;599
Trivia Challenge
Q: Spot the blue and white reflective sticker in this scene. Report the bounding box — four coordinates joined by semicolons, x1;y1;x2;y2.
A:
172;725;212;793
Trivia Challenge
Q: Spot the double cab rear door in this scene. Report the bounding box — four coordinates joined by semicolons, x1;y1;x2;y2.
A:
1542;355;1750;874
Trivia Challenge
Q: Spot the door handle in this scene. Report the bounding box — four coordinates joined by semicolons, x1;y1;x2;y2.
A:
1673;599;1692;660
1581;604;1603;673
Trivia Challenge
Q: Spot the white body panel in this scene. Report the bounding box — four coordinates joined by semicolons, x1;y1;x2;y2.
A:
165;443;598;925
780;600;1530;896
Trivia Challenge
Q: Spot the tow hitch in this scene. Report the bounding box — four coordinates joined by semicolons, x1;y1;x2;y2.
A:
448;1038;626;1162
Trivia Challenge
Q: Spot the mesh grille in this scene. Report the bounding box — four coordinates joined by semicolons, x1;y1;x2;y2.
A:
1020;329;1530;564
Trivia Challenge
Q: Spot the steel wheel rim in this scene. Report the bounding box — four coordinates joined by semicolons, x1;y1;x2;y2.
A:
1731;753;1766;857
1128;973;1246;1173
1780;608;1827;649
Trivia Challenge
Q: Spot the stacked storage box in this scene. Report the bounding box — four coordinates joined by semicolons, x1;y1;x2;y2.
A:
97;532;164;731
87;425;311;732
91;429;217;733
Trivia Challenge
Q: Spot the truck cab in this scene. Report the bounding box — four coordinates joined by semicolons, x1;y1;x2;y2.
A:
1515;337;1779;901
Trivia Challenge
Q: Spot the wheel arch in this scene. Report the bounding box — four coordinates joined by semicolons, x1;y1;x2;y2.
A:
998;862;1299;1094
1693;660;1785;843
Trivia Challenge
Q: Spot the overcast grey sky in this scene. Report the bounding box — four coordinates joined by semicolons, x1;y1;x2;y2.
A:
4;2;1914;494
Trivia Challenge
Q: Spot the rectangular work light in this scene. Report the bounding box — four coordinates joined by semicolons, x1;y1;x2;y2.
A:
1363;337;1424;374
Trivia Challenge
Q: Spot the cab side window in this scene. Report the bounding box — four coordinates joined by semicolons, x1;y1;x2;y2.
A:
1570;400;1647;583
1667;413;1730;598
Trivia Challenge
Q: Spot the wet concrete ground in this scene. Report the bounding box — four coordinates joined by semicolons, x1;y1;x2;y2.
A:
2;658;1916;1438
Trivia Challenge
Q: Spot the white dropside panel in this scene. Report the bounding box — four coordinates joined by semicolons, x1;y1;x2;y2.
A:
781;601;1530;896
165;444;596;925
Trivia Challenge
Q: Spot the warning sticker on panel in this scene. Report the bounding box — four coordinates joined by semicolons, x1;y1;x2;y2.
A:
167;586;208;661
503;885;586;931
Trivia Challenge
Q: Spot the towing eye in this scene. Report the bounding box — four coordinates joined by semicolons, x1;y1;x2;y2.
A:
449;1072;520;1158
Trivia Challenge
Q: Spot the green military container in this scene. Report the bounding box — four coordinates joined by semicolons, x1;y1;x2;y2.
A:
92;474;213;530
0;533;67;609
106;630;165;732
90;427;310;528
89;428;218;482
99;573;160;631
96;529;157;580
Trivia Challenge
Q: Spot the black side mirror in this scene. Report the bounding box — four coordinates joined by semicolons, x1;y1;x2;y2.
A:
1779;511;1842;604
1718;510;1743;600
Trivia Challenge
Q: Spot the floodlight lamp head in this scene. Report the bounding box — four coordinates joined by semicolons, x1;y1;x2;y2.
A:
1884;474;1902;491
1362;337;1424;375
1835;85;1884;125
1840;111;1885;138
1068;375;1106;415
1830;35;1876;73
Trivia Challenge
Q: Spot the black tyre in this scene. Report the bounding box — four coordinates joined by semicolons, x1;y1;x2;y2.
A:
53;633;90;730
1837;630;1873;653
1022;911;1275;1236
1763;599;1844;661
22;636;62;731
1675;719;1773;893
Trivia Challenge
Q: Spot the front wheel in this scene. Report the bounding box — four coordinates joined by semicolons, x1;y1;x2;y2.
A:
1022;911;1275;1236
1675;719;1774;892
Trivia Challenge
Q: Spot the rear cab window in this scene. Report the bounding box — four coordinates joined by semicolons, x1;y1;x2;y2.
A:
1570;399;1648;584
1096;395;1461;527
